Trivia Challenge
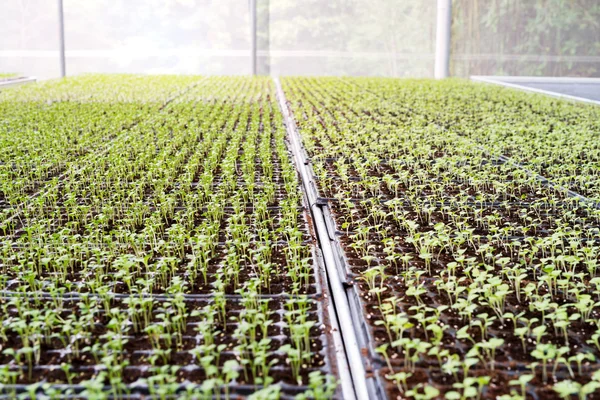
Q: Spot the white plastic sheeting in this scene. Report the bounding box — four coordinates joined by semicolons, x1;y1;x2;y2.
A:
0;0;598;79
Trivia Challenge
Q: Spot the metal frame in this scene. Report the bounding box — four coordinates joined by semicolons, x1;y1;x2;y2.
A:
249;0;257;75
434;0;452;79
39;0;452;78
471;75;600;106
0;77;37;88
274;77;374;400
58;0;66;77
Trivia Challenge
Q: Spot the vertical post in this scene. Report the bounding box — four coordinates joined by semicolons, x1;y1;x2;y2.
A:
58;0;66;77
250;0;257;75
434;0;452;79
257;0;270;75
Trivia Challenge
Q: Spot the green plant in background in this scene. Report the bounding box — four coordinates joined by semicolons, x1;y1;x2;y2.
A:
452;0;600;77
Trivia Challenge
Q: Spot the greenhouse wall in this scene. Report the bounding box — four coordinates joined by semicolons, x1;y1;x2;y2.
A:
61;0;251;76
0;0;251;78
0;0;61;78
265;0;436;77
0;0;598;78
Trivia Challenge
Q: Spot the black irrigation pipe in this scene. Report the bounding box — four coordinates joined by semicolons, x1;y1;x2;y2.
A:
0;290;321;302
0;246;327;300
323;196;590;208
275;77;382;400
0;382;307;400
491;153;600;209
0;239;313;249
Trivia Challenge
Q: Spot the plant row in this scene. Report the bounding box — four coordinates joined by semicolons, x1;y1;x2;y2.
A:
282;76;600;400
0;76;337;399
347;77;600;202
0;75;208;219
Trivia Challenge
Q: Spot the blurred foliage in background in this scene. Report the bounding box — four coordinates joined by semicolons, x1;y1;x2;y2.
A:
452;0;600;77
264;0;436;77
0;0;598;78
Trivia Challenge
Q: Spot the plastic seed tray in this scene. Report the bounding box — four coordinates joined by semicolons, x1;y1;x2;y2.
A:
0;76;340;399
280;76;600;399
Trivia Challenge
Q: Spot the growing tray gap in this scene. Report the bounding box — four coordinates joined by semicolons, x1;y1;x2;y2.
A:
274;77;383;400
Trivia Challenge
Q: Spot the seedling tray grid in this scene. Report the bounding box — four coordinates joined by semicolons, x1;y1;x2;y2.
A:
0;77;340;399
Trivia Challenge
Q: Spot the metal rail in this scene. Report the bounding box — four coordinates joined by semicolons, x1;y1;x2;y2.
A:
58;0;66;77
471;75;600;106
0;77;37;89
434;0;452;79
274;77;377;400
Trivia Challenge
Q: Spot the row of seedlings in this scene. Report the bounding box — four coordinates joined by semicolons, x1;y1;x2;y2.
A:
0;76;337;399
0;75;200;222
282;76;600;399
349;78;600;203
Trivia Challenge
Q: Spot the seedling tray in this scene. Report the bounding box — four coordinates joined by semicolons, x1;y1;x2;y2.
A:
280;76;600;399
0;77;342;399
